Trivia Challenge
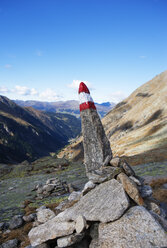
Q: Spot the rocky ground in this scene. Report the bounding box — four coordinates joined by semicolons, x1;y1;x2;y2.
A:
0;156;167;247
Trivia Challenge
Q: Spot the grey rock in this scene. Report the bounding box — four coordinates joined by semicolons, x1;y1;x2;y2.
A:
139;185;153;198
98;206;167;248
57;233;84;247
75;215;87;233
28;217;75;246
129;175;142;186
35;244;50;248
37;208;55;223
109;157;120;167
121;161;135;176
150;211;167;232
79;85;112;173
43;184;55;192
87;167;122;184
82;181;96;195
0;239;19;248
68;191;82;202
37;187;43;194
55;199;69;211
89;223;100;248
8;187;14;191
57;179;129;223
23;213;36;222
46;178;59;185
9;215;24;230
145;198;161;215
67;183;79;193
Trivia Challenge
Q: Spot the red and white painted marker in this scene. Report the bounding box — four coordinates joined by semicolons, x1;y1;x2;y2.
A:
78;82;96;112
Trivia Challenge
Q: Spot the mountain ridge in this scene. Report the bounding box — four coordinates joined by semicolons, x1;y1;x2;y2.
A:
14;100;115;118
0;96;81;163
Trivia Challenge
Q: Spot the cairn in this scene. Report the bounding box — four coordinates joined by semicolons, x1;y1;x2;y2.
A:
35;177;69;199
78;82;112;175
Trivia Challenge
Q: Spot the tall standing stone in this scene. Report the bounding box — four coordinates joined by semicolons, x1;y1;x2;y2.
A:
79;82;112;173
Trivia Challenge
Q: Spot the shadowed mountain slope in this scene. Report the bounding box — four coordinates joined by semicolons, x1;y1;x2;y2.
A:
58;70;167;165
0;96;81;163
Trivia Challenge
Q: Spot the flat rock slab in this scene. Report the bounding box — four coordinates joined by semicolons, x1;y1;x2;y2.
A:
57;179;129;223
98;206;167;248
28;217;75;246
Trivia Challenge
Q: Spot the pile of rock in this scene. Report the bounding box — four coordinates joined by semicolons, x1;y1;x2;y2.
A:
28;157;167;248
35;178;69;199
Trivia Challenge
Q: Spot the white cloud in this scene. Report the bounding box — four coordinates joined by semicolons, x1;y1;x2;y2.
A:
36;50;43;56
139;55;147;59
0;86;10;93
109;91;127;103
4;64;12;69
39;88;62;102
68;80;92;90
14;85;38;96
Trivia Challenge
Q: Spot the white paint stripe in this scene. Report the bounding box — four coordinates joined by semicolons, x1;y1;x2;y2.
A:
79;92;94;104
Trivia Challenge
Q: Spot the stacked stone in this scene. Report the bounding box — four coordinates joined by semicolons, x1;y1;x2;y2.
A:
78;82;112;174
36;178;68;199
28;158;167;248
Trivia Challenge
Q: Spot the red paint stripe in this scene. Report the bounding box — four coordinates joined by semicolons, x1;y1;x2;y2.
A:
79;82;90;94
80;101;96;111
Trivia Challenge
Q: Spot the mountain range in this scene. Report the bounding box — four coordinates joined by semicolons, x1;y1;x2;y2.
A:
0;96;81;163
14;100;115;118
58;70;167;165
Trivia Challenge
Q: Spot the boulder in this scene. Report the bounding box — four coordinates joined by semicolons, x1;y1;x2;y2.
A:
109;157;120;167
37;208;55;223
28;217;75;246
75;215;87;233
23;213;36;222
0;239;19;248
117;172;144;205
82;181;96;195
57;179;129;223
98;206;167;248
139;185;153;198
68;191;82;202
57;233;84;247
9;215;24;230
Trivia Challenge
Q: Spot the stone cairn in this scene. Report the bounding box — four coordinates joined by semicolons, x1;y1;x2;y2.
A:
35;178;69;199
27;83;167;248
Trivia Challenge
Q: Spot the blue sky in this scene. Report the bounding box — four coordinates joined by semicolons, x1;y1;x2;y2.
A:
0;0;167;103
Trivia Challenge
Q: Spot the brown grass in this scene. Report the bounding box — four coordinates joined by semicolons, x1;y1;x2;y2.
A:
149;177;167;204
150;177;167;189
0;222;32;247
152;189;167;204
